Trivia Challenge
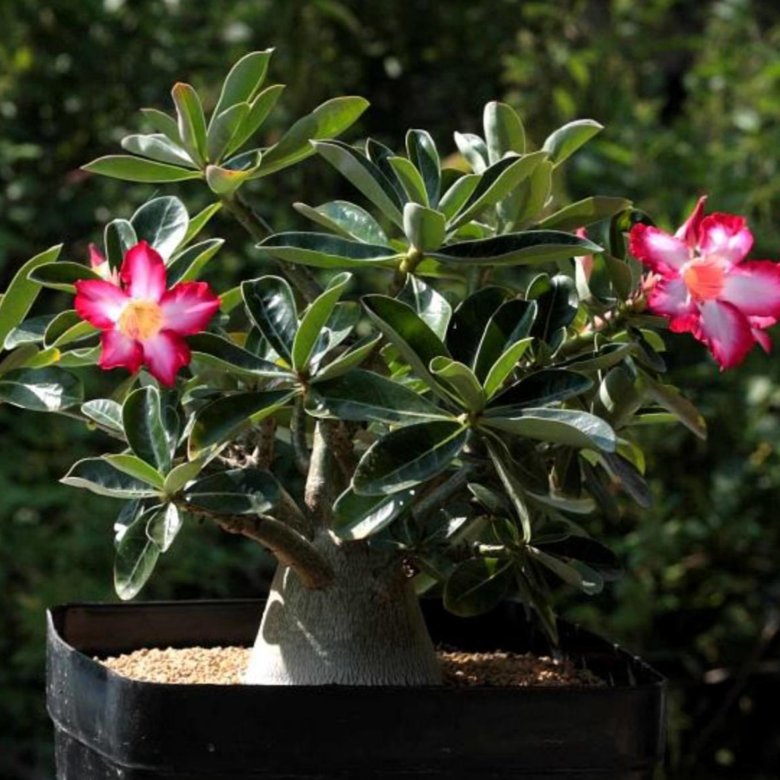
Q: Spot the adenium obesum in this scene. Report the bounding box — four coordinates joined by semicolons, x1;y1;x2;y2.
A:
629;197;780;369
74;241;220;386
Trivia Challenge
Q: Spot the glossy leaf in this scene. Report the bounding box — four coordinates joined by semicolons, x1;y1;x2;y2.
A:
446;287;508;367
398;275;452;340
180;202;222;248
28;261;102;292
309;369;448;424
406;129;441;207
61;458;160;499
438;173;481;220
529;547;603;595
453;132;489;173
389;155;428;205
167;238;224;285
0;245;62;349
241;276;298;363
293;200;388;245
473;299;537;381
542;119;603;166
641;373;706;440
206;102;250;162
140;107;181;144
211;49;273;120
511;160;553;228
189;332;291;378
146;502;183;553
352;420;468;495
120;134;195;168
313;335;381;381
81;398;123;432
488;369;593;412
163;458;206;495
104;454;165;490
123;386;172;472
104;219;137;269
483;407;617;451
82;155;201;183
114;505;162;600
0;367;83;411
225;84;286;157
530;274;580;342
131;196;189;261
403;203;446;251
483;338;534;399
485;438;532;542
431;230;601;266
171;82;208;164
259;96;370;176
259;231;398;270
313;140;404;225
333;486;416;540
293;272;352;370
183;468;280;515
537;196;631;231
429;357;484;412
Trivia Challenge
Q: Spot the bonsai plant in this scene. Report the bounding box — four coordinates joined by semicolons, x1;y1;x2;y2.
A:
3;50;778;777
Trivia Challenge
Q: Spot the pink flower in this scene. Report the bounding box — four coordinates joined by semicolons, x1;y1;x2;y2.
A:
88;243;120;285
75;241;220;386
629;197;780;369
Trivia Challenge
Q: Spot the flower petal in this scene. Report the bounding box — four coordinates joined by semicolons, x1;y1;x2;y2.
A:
121;241;167;301
142;330;191;386
629;224;690;273
674;196;707;248
89;243;107;268
696;299;755;370
74;279;130;328
159;281;221;336
99;330;143;374
752;327;772;354
719;261;780;318
647;276;698;333
699;213;753;265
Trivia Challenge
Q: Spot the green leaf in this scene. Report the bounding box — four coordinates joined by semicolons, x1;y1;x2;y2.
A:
483;338;534;399
206;153;263;195
313;139;404;226
122;386;172;472
241;276;298;363
542;119;603;166
313;335;381;381
4;314;53;350
180;202;222;248
529;547;603;595
120;133;195;167
447;287;509;367
0;245;62;349
167;238;224;285
225;84;286;157
189;390;296;456
171;82;208;165
641;373;707;439
104;454;165;489
258;231;398;270
366;139;408;204
438;173;481;221
163;458;206;495
104;219;137;269
140;108;181;144
530;274;580;342
206;102;250;162
131;196;190;261
211;49;273;120
114;505;162;599
82;155;201;183
333;486;416;540
431;230;601;266
188;332;291;378
183;468;280;515
537;196;632;231
43;312;96;349
260;96;370;176
429;357;484;412
293;200;388;245
449;151;546;228
511;160;553;228
406;129;441;207
363;295;450;398
397;275;452;340
488;369;593;412
444;557;513;617
0;367;82;411
146;503;183;552
483;407;617;451
453;132;489;173
61;458;160;498
388;155;428;205
353;420;468;495
309;369;448;424
485;438;532;542
81;398;123;432
473;299;537;381
27;261;102;292
293;272;352;370
402;203;446;251
484;101;526;163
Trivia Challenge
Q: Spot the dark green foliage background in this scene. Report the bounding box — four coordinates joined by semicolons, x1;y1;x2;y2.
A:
1;1;779;777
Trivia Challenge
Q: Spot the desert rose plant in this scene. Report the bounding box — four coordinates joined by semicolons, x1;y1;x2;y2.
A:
1;51;776;685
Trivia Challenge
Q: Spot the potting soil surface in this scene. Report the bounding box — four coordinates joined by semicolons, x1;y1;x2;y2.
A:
98;647;604;687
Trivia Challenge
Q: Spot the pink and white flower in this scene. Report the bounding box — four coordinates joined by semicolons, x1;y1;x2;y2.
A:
629;197;780;369
75;241;220;385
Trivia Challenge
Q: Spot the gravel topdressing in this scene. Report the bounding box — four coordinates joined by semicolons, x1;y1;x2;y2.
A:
98;646;604;688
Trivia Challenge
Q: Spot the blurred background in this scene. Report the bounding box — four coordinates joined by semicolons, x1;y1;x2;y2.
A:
1;0;780;777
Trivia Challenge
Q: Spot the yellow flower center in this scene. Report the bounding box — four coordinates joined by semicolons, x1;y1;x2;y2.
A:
118;300;164;340
682;258;725;301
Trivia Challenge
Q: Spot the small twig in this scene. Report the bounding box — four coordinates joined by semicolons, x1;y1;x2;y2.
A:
320;419;357;478
255;417;277;470
292;398;311;477
304;421;341;525
220;192;322;303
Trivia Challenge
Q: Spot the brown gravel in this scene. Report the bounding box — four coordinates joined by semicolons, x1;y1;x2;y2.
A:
99;646;603;687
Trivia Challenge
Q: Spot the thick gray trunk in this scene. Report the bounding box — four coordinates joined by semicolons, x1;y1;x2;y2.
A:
245;533;442;685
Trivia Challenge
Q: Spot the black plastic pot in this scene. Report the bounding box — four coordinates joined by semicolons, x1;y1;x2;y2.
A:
47;599;666;779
